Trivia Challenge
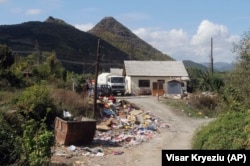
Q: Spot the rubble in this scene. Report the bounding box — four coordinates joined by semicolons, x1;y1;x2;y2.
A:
52;95;170;162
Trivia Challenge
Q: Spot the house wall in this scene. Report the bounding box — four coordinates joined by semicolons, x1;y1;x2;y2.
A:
125;76;132;94
125;76;186;95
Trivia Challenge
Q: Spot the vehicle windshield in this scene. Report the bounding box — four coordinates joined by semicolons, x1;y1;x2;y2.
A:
111;77;124;83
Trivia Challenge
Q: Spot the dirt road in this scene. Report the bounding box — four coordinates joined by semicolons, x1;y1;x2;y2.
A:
52;96;212;166
112;96;213;166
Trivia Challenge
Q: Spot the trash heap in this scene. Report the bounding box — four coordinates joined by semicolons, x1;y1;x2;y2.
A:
52;96;170;161
93;96;169;147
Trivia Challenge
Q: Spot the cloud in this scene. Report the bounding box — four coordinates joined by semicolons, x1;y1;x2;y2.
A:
75;23;95;32
133;20;241;63
25;9;41;15
74;19;240;63
191;20;228;45
133;27;188;48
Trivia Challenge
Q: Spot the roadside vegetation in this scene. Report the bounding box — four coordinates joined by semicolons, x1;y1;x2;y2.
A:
0;45;94;165
183;31;250;149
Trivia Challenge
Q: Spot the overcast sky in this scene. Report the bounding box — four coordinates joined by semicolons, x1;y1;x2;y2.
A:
1;0;250;63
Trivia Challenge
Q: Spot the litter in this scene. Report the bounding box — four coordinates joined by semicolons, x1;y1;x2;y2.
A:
53;96;170;159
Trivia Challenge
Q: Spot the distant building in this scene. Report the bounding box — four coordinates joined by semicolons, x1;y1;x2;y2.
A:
123;61;189;96
110;68;123;76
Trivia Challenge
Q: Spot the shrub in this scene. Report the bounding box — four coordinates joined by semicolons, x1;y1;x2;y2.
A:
50;88;92;118
0;111;22;164
192;111;250;149
188;93;220;117
15;84;58;127
190;94;218;110
20;119;54;166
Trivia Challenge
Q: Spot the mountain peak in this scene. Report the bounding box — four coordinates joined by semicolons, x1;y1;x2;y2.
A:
89;16;134;38
102;16;117;21
44;16;70;26
88;16;173;61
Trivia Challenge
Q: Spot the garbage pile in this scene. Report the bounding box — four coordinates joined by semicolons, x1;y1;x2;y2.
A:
93;96;169;147
52;95;170;161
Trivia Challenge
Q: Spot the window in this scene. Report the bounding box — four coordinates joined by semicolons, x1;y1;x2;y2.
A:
111;77;125;83
138;80;150;87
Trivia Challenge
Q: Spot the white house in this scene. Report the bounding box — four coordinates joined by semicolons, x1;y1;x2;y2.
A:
123;61;189;96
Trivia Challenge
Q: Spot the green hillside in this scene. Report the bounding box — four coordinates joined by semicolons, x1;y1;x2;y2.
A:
0;16;174;74
88;16;173;61
183;60;208;72
0;17;130;73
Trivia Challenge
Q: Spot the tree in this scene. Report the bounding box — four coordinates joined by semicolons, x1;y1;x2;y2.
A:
0;45;22;88
192;31;250;150
222;31;250;110
0;44;14;70
186;68;224;92
16;84;57;125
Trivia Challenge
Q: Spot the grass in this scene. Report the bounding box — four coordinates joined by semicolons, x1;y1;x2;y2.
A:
161;96;220;118
192;111;250;149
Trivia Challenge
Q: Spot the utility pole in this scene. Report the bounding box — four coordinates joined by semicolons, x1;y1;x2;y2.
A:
94;39;100;118
210;37;214;74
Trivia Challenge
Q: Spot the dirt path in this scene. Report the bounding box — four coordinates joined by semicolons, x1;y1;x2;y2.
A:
52;96;213;166
117;96;213;166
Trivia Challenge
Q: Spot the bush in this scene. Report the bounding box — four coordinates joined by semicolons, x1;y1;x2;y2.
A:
15;84;58;127
0;111;22;164
192;111;250;149
187;93;220;117
50;88;92;118
7;84;57;165
190;94;217;110
20;119;54;166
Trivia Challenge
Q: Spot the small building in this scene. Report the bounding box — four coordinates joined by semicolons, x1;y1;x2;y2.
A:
123;61;189;96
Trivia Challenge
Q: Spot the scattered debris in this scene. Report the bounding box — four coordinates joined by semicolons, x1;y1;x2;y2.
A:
52;95;170;162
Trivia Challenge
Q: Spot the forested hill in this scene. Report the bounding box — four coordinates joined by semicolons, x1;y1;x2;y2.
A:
88;16;173;61
0;16;131;73
0;16;173;73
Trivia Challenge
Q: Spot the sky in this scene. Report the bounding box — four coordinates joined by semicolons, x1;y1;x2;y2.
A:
1;0;250;63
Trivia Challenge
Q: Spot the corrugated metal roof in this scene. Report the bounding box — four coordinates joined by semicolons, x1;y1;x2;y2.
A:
124;61;189;77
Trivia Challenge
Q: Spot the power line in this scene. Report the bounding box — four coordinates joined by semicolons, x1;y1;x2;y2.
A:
58;59;95;65
12;50;35;54
58;58;124;66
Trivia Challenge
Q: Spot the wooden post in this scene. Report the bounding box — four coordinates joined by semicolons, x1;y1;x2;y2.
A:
157;81;159;102
94;39;100;118
211;37;214;74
